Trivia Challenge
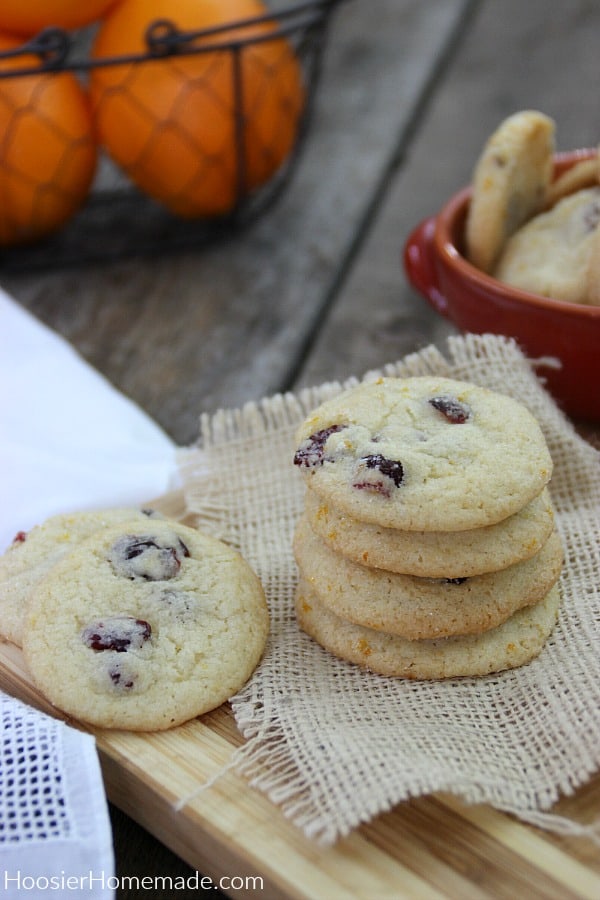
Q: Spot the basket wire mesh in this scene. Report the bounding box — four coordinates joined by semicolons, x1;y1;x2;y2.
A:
0;0;346;270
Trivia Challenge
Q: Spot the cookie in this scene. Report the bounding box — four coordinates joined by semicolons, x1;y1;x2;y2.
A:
293;376;553;532
22;519;269;731
0;507;164;647
304;485;555;578
545;152;599;208
586;204;600;306
465;110;555;272
494;187;600;304
296;579;561;680
293;514;563;639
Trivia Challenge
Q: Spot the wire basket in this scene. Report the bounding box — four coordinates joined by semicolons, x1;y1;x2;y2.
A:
0;0;345;271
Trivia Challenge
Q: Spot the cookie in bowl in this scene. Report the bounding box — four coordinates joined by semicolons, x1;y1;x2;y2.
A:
493;186;600;304
545;152;599;207
464;110;599;303
403;140;600;421
465;109;556;273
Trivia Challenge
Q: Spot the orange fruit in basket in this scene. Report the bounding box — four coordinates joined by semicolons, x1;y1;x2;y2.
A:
0;33;97;247
0;1;119;37
89;0;305;218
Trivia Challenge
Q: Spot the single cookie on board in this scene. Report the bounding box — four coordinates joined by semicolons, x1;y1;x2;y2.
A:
295;579;561;680
494;187;600;304
465;110;555;273
293;376;553;532
293;514;563;639
22;519;269;731
304;486;555;578
0;507;164;647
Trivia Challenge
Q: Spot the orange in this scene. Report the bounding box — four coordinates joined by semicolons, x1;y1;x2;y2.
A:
89;0;305;218
0;33;97;246
0;1;119;37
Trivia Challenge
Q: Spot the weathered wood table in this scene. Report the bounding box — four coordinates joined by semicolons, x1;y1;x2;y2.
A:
2;0;600;896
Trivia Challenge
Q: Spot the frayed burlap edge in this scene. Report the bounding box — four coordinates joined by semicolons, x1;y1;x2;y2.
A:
176;334;600;846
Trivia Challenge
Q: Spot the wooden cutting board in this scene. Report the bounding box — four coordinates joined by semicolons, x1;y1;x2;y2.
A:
2;494;600;899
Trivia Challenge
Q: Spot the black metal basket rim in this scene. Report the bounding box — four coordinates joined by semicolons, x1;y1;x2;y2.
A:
0;0;348;76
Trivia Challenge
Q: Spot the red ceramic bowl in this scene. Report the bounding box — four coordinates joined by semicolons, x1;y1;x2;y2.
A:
403;149;600;422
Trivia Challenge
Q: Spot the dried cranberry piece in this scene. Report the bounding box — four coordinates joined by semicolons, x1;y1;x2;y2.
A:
124;538;160;560
12;531;27;544
108;533;189;581
82;616;151;652
123;536;190;561
293;424;347;468
429;395;471;423
352;454;404;496
364;454;404;486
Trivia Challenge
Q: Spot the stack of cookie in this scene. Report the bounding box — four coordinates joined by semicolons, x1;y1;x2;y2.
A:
292;376;563;679
0;508;269;730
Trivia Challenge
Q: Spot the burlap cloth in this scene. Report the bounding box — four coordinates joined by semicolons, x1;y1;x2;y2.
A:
178;333;600;845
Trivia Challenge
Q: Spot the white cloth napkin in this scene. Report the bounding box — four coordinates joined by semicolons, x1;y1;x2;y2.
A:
0;693;115;899
0;284;181;897
0;285;179;552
